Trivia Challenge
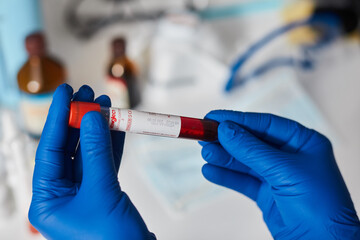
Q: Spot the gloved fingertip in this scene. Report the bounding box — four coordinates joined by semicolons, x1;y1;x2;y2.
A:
201;164;217;181
72;91;79;100
204;110;225;120
148;232;157;240
79;84;92;91
218;121;244;140
72;85;95;101
95;95;111;107
201;146;213;161
81;111;109;134
55;83;73;97
198;141;209;147
201;164;211;176
78;85;94;98
47;84;73;118
205;110;244;123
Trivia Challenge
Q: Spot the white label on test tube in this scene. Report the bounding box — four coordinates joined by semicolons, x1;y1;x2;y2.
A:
108;108;181;138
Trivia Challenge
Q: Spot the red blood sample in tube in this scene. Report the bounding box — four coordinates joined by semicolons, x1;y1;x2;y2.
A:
69;101;218;141
179;117;218;141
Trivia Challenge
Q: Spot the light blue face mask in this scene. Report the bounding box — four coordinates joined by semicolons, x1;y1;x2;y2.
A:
132;66;337;214
130;135;222;213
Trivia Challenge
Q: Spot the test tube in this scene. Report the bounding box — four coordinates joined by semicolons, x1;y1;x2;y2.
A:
68;101;218;141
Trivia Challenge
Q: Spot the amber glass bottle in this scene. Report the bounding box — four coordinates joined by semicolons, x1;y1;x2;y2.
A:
106;37;140;109
17;32;66;138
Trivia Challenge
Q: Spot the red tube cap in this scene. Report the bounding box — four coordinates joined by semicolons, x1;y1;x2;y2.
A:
69;101;101;129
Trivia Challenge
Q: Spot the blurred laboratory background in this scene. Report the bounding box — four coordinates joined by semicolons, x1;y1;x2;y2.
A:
1;0;360;239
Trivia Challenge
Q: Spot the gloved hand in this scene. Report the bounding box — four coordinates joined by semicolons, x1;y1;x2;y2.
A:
200;110;360;239
29;84;155;240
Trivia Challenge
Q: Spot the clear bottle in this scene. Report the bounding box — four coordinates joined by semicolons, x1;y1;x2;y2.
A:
106;37;141;109
17;32;66;138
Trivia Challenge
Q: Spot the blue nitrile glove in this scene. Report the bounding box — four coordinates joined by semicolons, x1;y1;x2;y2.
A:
200;110;360;239
29;84;155;240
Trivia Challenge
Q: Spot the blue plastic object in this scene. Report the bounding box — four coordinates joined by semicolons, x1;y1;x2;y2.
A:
200;110;360;239
29;84;155;240
225;13;341;92
230;57;313;89
199;0;286;20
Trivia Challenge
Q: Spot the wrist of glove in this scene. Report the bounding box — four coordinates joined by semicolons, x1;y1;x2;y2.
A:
29;84;155;240
200;110;360;240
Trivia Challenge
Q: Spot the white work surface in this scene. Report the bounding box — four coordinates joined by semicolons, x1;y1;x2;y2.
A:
1;1;360;239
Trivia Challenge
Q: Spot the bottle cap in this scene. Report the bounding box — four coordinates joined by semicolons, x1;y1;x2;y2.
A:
112;37;126;57
69;102;101;129
25;32;46;56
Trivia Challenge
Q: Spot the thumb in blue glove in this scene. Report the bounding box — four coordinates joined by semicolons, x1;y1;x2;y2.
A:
29;84;155;240
200;110;360;239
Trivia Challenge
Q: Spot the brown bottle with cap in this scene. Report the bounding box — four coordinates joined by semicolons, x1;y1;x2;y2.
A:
17;32;66;138
106;37;140;109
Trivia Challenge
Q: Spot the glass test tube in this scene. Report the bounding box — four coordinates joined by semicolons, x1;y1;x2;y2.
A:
68;101;218;141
